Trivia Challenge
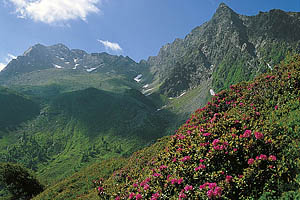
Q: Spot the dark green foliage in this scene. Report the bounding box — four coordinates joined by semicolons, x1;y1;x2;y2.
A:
0;87;39;131
0;163;44;200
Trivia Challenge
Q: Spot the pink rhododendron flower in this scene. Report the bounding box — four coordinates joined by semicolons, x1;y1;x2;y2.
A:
213;186;222;197
115;196;120;200
136;193;142;200
133;183;138;188
181;156;191;162
176;148;183;152
184;185;193;192
254;132;264;139
151;192;160;200
248;158;255;165
199;184;206;190
140;181;145;187
209;182;217;189
98;187;103;192
171;179;177;185
177;178;184;184
195;164;206;171
177;134;186;140
153;173;161;177
129;192;135;199
269;155;277;161
143;184;150;190
207;189;214;199
225;175;233;183
203;132;212;137
212;139;220;146
243;130;252;138
259;154;267;160
179;191;187;199
213;146;221;150
275;105;278;110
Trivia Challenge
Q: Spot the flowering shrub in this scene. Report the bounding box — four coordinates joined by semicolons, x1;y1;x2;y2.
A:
96;55;300;199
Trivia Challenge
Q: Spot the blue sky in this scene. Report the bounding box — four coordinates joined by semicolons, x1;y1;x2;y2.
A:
0;0;300;70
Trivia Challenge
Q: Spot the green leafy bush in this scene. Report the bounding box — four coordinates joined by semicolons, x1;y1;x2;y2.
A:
0;162;44;200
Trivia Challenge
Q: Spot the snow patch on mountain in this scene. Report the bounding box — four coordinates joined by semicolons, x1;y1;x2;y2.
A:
86;68;97;72
53;64;63;69
134;74;142;82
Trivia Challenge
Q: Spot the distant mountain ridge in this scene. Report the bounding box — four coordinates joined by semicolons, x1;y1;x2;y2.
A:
0;43;146;83
146;3;300;96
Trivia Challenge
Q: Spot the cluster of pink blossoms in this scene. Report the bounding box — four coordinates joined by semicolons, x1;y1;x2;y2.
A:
151;192;160;200
248;154;277;165
171;178;184;185
254;131;264;139
180;156;191;162
240;130;251;138
194;164;206;171
199;182;222;199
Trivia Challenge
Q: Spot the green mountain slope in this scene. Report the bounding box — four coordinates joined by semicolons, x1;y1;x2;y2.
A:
32;136;169;200
0;87;39;131
74;54;300;199
0;87;174;185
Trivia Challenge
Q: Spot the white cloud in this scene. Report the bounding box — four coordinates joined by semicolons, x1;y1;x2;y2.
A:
0;54;17;72
98;39;122;51
8;0;101;24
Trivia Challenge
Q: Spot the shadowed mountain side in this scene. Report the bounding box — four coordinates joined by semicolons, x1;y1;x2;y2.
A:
0;87;40;131
49;87;172;140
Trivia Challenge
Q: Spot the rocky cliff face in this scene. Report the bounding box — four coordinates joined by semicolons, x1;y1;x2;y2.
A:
147;3;300;97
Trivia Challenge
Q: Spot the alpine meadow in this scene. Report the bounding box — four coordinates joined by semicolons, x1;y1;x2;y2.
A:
0;1;299;200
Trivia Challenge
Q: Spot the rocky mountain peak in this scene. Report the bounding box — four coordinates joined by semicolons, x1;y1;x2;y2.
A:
49;43;70;51
23;43;47;56
213;2;237;18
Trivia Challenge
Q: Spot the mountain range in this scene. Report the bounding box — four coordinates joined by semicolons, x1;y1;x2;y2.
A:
0;3;299;200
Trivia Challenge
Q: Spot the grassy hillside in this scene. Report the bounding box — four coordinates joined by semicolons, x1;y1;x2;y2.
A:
0;87;174;186
5;69;140;100
33;137;169;200
72;54;300;199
